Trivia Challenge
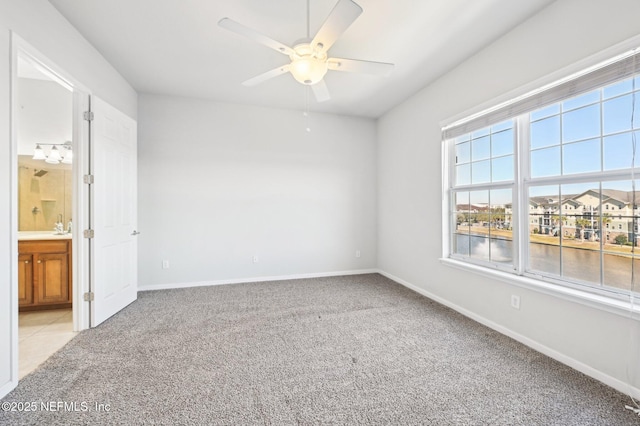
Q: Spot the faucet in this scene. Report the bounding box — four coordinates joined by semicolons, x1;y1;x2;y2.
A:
54;214;64;234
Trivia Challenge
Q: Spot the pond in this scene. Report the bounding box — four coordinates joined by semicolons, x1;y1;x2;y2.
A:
454;234;640;292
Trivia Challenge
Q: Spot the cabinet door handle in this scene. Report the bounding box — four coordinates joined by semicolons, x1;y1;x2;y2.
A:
37;260;42;264
24;260;30;264
131;230;141;236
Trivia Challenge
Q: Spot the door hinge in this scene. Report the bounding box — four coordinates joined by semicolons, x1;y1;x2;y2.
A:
83;229;95;238
83;292;94;302
83;111;94;121
83;174;94;184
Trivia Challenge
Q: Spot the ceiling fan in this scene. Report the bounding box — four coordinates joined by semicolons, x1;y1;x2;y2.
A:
218;0;394;103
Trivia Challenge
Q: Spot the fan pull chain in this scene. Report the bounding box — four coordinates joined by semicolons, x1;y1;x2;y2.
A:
306;0;310;39
304;86;311;133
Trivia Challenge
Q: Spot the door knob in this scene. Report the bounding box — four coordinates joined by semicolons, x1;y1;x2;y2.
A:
131;230;141;236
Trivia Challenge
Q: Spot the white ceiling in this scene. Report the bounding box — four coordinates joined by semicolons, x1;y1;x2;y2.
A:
49;0;555;118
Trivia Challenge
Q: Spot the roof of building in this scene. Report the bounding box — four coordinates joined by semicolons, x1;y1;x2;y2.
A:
529;189;639;210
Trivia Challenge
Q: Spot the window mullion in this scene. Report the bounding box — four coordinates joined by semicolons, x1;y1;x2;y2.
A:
599;91;606;288
528;168;636;187
451;182;513;192
599;182;605;287
516;114;530;275
559;185;563;277
443;139;454;259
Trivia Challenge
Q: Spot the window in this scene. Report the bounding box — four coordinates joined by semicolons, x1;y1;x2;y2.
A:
452;122;515;268
445;49;640;300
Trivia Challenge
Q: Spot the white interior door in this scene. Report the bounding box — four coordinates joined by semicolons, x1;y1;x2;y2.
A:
90;96;138;326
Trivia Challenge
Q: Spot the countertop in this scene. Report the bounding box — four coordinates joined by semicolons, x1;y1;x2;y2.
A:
18;232;73;241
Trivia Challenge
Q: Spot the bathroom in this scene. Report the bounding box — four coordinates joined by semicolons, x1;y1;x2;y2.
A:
17;55;73;236
16;54;76;378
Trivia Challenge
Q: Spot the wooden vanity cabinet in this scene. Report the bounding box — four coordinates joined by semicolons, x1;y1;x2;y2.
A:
18;240;72;311
17;253;34;306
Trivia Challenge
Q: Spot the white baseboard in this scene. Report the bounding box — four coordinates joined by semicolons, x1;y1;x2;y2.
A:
377;269;640;401
137;269;379;292
0;379;17;400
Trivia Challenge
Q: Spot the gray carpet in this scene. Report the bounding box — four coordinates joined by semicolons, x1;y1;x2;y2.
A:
1;273;638;425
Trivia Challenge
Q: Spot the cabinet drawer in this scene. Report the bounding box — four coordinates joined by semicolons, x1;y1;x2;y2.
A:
19;240;69;254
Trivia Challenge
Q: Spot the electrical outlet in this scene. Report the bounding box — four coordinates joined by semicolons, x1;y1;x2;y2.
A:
355;250;361;258
252;256;259;263
162;260;170;269
511;295;520;310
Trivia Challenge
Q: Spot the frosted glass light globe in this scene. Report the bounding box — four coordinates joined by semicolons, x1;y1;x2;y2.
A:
45;145;61;164
290;56;328;85
32;144;46;160
289;42;328;86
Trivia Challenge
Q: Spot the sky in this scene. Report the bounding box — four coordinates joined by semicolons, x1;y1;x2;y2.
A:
455;75;640;205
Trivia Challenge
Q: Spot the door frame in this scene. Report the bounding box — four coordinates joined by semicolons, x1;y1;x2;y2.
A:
8;34;91;384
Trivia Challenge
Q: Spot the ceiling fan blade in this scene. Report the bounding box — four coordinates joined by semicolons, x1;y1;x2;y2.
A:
311;0;363;54
327;58;394;76
242;65;291;87
311;80;331;103
218;18;294;56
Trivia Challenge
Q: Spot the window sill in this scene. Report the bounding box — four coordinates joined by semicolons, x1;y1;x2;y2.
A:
439;257;640;319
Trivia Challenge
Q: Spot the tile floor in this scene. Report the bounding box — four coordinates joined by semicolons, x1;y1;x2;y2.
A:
19;309;76;379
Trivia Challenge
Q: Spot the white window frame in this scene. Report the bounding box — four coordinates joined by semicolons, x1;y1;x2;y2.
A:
440;36;640;317
446;121;520;274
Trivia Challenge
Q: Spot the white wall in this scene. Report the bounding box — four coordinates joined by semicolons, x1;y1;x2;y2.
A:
17;78;72;155
377;0;640;395
138;95;377;288
0;0;137;398
0;25;12;400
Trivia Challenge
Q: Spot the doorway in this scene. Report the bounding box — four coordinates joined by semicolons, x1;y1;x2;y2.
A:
9;36;138;387
15;52;76;378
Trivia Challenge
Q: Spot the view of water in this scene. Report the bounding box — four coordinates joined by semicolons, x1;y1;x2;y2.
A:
454;234;640;292
453;234;513;264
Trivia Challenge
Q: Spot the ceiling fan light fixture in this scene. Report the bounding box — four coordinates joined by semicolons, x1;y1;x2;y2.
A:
290;56;328;85
219;0;392;101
